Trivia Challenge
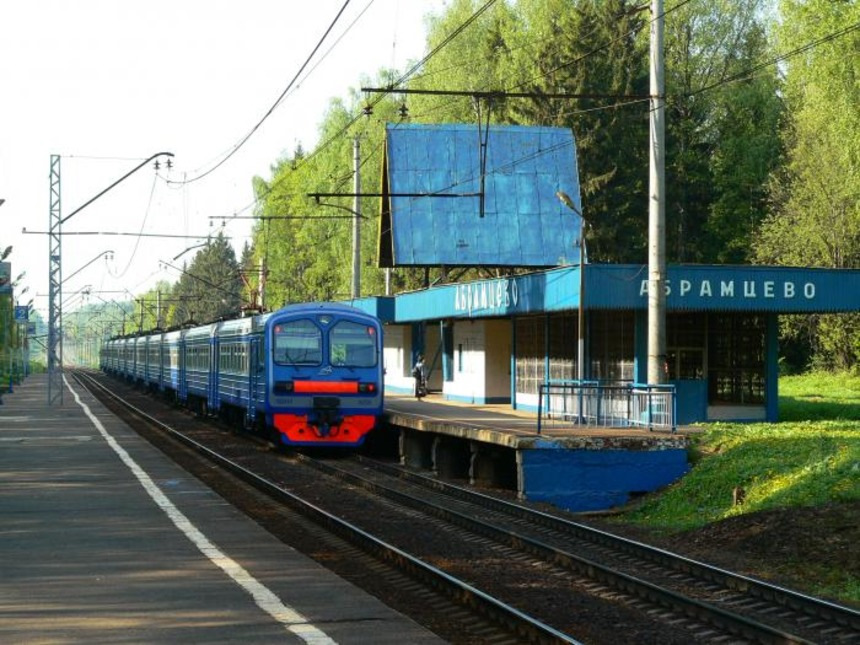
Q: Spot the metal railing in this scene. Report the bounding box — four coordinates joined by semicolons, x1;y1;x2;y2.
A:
537;380;676;433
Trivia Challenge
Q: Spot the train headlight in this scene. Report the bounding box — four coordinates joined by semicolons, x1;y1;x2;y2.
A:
358;383;376;393
273;381;294;394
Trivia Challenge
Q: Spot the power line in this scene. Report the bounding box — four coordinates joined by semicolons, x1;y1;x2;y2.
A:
216;0;501;227
169;1;352;186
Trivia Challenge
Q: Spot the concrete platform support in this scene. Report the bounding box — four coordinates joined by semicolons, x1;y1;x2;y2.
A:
399;428;435;469
519;447;689;512
470;441;517;490
431;436;470;479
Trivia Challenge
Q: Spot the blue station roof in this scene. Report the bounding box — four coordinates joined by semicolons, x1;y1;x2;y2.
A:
378;123;583;268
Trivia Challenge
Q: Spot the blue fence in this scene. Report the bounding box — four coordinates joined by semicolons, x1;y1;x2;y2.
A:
537;380;676;433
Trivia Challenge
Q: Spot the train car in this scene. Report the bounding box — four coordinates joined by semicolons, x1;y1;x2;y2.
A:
184;323;216;414
162;328;185;399
144;332;163;390
262;303;384;447
119;337;134;380
132;336;146;383
213;316;257;424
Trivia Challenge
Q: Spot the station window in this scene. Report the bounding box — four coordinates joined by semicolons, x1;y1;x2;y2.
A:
514;315;546;395
708;314;765;405
667;313;706;380
588;310;634;382
548;313;576;382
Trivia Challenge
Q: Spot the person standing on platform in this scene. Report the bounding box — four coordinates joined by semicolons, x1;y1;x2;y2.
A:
412;354;426;400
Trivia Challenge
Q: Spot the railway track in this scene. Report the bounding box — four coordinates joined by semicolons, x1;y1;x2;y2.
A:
76;370;860;644
303;453;860;645
74;370;577;644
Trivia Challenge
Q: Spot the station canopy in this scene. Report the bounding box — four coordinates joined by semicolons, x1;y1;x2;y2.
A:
377;123;584;268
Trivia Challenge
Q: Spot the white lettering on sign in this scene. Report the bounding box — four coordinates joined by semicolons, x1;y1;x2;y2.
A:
454;278;519;315
639;278;817;302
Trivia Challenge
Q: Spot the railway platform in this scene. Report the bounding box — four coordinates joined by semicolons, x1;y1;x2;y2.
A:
382;393;693;512
0;374;441;644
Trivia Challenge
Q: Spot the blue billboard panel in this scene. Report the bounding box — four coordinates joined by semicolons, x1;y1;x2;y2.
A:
379;123;583;268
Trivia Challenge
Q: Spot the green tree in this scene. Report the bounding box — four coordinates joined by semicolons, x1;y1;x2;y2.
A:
755;0;860;371
169;232;242;325
133;280;173;332
663;0;782;263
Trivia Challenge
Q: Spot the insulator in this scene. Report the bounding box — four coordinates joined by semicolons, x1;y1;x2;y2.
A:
362;104;373;117
399;103;409;119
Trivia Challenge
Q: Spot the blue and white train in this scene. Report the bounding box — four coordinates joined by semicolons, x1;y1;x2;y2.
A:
100;302;384;447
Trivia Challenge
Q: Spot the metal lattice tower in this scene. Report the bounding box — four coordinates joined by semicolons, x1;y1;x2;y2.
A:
48;154;63;405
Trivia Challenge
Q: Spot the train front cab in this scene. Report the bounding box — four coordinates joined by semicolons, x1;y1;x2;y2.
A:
264;304;383;447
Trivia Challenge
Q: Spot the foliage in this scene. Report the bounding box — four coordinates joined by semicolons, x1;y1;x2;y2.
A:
133;280;174;332
663;0;782;263
755;0;860;369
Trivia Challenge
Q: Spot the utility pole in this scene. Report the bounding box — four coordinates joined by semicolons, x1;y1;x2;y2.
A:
259;262;267;310
46;151;172;404
352;136;361;299
647;0;667;385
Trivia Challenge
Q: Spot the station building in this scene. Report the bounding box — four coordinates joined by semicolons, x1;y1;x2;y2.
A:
348;122;859;511
354;122;860;425
357;263;860;425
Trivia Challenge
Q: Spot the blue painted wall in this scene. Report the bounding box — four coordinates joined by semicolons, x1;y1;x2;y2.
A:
520;447;690;512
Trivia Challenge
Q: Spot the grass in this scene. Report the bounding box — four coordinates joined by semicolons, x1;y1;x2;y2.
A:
613;371;860;602
626;420;859;530
623;372;860;531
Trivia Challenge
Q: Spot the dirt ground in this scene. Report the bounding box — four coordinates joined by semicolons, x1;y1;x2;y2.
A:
584;501;860;608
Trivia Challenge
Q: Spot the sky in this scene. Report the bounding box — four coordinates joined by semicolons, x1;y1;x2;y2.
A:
0;0;447;319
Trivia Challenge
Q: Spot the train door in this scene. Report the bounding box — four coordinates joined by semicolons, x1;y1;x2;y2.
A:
177;340;185;402
246;337;257;426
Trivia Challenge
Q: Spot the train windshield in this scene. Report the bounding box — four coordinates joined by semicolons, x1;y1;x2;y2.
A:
273;319;322;366
330;320;377;368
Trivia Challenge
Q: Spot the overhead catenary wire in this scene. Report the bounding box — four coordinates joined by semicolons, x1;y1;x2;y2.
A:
686;19;860;98
168;0;353;186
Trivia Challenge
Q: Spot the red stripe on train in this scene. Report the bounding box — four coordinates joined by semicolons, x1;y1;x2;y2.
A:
293;380;358;394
